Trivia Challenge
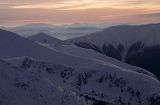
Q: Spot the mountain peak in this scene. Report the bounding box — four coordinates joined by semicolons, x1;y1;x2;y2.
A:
33;32;52;38
28;32;65;45
37;32;48;35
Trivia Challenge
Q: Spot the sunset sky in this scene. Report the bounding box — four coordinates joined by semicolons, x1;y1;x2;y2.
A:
0;0;160;26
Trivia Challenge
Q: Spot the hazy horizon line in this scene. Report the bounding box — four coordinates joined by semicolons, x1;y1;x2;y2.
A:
1;21;160;28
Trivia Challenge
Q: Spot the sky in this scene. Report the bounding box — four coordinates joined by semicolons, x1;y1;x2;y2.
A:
0;0;160;26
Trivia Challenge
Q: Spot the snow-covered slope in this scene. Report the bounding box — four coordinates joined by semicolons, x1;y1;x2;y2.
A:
0;28;153;78
28;32;157;79
6;57;160;105
68;23;160;78
0;59;85;105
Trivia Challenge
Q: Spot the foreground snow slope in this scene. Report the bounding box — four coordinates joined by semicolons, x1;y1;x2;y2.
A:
6;57;160;105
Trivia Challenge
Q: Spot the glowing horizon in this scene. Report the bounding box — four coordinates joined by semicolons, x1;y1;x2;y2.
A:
0;0;160;26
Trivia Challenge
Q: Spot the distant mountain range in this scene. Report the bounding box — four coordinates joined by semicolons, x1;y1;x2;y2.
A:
68;23;160;79
0;29;159;105
2;23;104;40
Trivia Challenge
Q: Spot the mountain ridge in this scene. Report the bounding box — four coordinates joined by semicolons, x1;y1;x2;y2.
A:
68;23;160;78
